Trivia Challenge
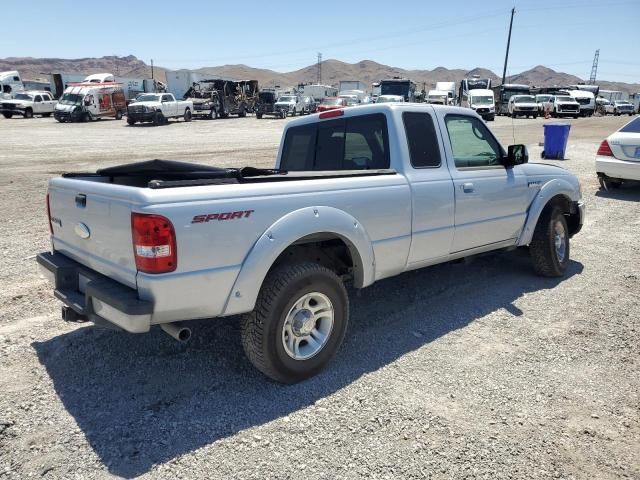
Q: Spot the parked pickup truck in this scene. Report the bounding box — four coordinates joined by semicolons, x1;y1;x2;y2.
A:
1;91;56;118
127;93;193;125
38;104;585;383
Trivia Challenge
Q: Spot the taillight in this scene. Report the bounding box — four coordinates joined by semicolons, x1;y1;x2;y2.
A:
131;213;177;274
46;193;53;234
597;139;613;156
319;109;344;119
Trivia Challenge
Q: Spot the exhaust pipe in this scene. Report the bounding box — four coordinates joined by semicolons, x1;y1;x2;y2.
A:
160;322;192;342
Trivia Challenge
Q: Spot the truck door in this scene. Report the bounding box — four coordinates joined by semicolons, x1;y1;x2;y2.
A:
163;94;176;116
33;94;43;114
440;113;529;253
402;110;455;267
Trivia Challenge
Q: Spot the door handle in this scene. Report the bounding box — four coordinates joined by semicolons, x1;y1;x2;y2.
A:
461;182;474;193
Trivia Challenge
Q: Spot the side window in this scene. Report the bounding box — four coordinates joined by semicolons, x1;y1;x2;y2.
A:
402;112;441;168
162;94;172;102
34;95;43;102
445;115;502;169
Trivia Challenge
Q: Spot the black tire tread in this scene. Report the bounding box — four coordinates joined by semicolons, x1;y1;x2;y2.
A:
240;262;347;383
530;206;568;277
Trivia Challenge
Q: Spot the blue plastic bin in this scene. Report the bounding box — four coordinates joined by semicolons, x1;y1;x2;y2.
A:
543;123;571;160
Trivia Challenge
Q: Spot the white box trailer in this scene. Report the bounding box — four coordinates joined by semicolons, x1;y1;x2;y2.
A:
435;81;456;103
302;84;338;100
338;80;366;93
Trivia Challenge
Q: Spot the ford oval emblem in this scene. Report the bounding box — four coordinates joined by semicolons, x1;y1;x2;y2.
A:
74;223;91;239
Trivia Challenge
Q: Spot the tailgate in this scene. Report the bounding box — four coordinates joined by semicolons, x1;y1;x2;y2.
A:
48;179;138;288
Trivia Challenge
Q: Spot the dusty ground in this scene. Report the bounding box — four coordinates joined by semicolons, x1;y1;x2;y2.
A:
0;112;638;479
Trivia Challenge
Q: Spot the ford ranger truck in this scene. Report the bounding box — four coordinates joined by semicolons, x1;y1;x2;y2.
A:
38;104;585;383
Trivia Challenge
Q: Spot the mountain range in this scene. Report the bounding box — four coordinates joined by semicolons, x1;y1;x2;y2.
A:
1;55;638;94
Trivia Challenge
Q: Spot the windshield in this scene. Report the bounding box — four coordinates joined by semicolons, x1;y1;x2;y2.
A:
380;83;409;97
277;96;296;102
471;95;493;105
59;93;83;105
323;98;343;105
515;96;536;103
619;117;640;133
556;96;574;102
136;94;161;102
536;95;551;102
259;92;275;102
13;93;33;101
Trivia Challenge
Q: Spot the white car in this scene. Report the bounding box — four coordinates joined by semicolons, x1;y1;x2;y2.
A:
0;91;56;118
376;95;405;103
596;116;640;190
508;95;538;118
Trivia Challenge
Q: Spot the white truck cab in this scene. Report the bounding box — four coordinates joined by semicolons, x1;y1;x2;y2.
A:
427;90;449;104
0;91;56;118
567;90;595;117
508;95;539;118
0;70;24;99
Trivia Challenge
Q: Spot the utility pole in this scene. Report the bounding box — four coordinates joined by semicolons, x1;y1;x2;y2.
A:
589;49;599;84
151;59;155;80
317;52;322;85
501;8;515;85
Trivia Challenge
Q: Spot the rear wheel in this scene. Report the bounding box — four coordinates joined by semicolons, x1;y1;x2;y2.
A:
184;108;192;122
530;206;570;277
115;110;123;120
241;262;349;383
2;113;13;119
24;108;33;119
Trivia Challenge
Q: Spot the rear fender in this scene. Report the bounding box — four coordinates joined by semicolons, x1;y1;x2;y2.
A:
517;178;580;246
222;206;375;316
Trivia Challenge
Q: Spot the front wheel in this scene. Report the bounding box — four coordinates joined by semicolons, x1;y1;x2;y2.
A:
24;108;33;119
240;262;349;383
153;112;164;126
184;108;192;122
127;118;136;125
2;113;13;119
530;206;570;277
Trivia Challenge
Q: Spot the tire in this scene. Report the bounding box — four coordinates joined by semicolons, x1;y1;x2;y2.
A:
256;113;263;119
115;110;123;120
533;114;538;119
153;112;164;126
291;108;297;117
127;118;136;126
573;115;579;119
2;113;13;119
81;112;90;122
24;108;33;119
239;106;247;118
209;108;218;120
529;206;570;277
184;108;192;122
598;175;622;191
240;262;349;384
280;111;287;119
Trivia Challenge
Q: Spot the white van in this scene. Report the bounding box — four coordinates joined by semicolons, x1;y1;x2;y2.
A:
427;90;449;104
467;89;495;121
567;90;595;117
53;83;127;122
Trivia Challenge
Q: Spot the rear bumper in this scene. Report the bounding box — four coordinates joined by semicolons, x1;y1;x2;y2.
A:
596;156;640;181
37;251;153;333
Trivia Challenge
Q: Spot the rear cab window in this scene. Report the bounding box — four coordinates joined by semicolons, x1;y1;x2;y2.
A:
280;113;390;171
402;111;441;168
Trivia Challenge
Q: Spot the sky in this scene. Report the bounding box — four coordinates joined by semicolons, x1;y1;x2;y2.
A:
2;0;639;83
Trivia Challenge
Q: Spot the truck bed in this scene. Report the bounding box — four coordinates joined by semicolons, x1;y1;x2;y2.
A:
62;159;396;189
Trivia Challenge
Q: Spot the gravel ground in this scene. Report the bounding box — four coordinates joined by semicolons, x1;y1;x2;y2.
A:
0;113;638;479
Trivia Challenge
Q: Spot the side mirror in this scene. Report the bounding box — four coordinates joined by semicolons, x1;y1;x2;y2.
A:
504;144;528;168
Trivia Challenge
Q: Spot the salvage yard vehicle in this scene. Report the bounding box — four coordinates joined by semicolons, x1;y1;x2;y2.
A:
549;95;581;119
127;93;193;125
508;95;539;118
38;104;584;384
596;116;640;190
275;95;305;117
567;90;595;117
604;100;635;116
53;83;127;122
0;91;56;118
182;79;254;118
301;96;317;114
376;95;405;103
465;89;495;121
255;89;280;119
315;97;348;112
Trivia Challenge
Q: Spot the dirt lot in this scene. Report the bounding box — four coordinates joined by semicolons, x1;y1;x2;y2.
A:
0;113;638;480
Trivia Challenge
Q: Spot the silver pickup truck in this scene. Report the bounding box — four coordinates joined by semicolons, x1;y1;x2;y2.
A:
38;104;584;383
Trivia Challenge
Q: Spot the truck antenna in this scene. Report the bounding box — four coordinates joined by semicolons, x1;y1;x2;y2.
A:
501;7;515;86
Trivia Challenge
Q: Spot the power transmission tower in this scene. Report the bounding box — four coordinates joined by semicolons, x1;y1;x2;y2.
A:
589;49;599;84
317;52;322;85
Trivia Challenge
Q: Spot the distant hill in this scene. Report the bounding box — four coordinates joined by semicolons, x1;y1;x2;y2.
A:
1;55;638;94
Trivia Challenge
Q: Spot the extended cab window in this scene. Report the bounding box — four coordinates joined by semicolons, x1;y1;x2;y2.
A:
162;95;172;102
445;115;502;169
34;95;42;102
281;113;389;171
403;112;441;167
